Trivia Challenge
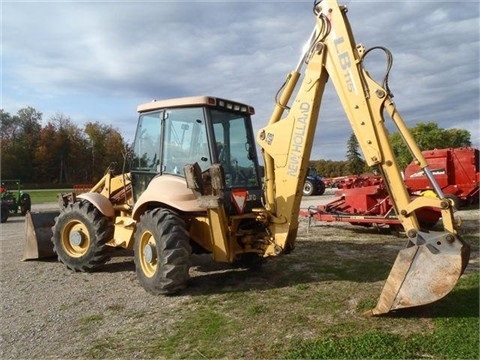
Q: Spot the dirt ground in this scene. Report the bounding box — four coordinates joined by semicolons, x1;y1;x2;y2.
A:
0;191;478;359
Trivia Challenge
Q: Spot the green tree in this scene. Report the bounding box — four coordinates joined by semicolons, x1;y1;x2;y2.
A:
1;109;16;140
390;122;471;168
346;133;366;175
444;128;472;148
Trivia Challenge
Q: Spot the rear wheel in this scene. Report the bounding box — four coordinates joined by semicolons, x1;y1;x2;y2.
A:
1;205;9;223
52;201;113;271
134;208;191;295
316;180;326;195
303;180;315;196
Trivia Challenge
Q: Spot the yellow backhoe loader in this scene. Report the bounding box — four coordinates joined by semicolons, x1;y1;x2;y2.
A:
24;0;469;315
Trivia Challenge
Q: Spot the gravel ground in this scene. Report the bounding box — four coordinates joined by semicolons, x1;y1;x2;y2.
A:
0;190;477;359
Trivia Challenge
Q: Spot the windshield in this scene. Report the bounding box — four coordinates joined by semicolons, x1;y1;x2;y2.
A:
210;109;260;188
163;107;210;174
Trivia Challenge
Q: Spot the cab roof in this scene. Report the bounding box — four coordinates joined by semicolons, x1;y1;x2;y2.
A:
137;95;255;115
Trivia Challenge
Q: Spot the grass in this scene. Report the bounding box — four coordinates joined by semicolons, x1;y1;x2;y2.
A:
285;273;479;359
158;307;240;358
78;314;105;335
26;189;68;203
84;270;479;359
82;221;480;358
79;314;104;325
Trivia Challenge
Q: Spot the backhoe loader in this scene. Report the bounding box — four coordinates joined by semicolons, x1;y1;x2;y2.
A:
24;0;469;315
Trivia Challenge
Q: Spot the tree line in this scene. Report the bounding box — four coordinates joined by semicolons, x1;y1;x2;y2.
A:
311;122;471;178
1;107;129;187
1;106;472;186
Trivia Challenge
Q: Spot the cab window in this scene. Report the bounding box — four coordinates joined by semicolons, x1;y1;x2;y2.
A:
162;107;210;175
132;111;162;172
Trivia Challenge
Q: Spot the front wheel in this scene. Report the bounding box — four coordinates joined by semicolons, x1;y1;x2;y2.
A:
303;180;315;196
1;205;9;223
20;193;31;215
134;208;191;295
52;200;113;271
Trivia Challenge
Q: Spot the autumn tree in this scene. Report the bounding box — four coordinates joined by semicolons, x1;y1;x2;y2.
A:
310;159;349;178
0;110;17;179
34;123;59;182
2;106;131;185
34;113;92;183
390;122;471;168
84;122;128;181
1;107;42;181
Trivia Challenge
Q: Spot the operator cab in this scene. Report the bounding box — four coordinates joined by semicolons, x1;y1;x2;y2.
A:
131;96;263;213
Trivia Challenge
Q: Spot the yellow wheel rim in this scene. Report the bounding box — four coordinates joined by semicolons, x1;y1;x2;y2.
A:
61;220;91;258
139;230;157;278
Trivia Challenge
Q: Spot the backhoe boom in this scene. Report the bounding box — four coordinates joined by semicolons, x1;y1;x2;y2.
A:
256;0;469;314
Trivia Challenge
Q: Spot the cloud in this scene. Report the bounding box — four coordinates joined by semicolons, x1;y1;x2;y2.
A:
2;0;479;159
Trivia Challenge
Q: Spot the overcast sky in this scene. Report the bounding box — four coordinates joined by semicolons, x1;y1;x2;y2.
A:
2;0;479;161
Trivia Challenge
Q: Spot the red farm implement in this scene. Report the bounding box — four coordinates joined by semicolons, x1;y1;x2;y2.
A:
404;147;479;208
300;176;441;231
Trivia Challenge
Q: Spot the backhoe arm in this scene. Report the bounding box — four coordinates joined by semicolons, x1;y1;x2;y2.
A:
257;0;469;314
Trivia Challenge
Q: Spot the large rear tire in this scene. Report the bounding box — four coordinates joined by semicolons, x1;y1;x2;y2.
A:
134;208;191;295
316;180;326;195
52;200;113;272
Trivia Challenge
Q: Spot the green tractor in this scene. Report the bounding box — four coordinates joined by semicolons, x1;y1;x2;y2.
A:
1;180;31;223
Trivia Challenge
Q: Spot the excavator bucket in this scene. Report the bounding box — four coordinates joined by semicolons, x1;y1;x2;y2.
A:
22;211;59;260
371;231;470;315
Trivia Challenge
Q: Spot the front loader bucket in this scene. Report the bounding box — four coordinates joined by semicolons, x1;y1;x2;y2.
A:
371;231;470;315
22;211;59;260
